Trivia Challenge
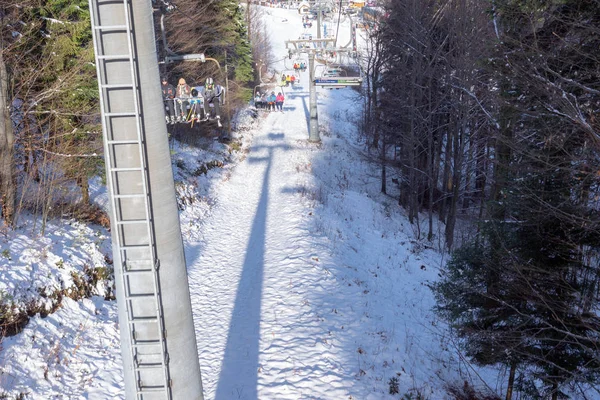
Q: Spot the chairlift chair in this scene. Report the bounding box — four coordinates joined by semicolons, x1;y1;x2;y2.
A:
253;84;285;111
156;7;227;130
280;69;300;87
314;62;362;89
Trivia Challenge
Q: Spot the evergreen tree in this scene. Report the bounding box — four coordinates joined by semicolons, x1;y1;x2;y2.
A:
1;0;100;225
435;1;600;398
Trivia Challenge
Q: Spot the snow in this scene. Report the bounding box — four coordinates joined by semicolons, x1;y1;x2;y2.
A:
1;297;123;399
0;5;526;400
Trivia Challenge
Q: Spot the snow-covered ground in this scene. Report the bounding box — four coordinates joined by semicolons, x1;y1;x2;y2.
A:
1;6;510;400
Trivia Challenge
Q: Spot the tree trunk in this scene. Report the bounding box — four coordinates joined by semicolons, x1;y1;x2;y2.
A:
462;128;474;212
78;174;90;204
490;105;513;220
439;128;452;222
381;158;386;194
426;75;434;241
505;363;516;400
0;51;16;227
445;107;464;250
380;134;387;194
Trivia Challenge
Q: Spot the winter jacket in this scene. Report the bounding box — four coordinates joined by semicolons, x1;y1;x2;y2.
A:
268;94;277;103
204;85;223;103
276;94;284;103
162;83;175;99
176;84;191;98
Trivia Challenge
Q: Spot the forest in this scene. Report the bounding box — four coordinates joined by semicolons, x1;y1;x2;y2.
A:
1;0;599;399
0;0;256;231
360;0;600;398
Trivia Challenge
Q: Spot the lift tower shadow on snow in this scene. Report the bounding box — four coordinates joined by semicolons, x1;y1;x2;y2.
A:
88;0;203;398
214;133;290;399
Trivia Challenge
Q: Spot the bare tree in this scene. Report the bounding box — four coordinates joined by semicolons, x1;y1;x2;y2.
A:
0;50;15;226
380;0;495;245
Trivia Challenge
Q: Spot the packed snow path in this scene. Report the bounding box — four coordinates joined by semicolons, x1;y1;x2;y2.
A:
185;8;362;399
186;75;346;398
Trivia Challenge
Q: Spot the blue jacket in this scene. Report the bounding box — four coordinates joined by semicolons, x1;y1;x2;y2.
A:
268;94;277;103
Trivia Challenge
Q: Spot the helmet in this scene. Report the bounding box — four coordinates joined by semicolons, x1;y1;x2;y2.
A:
161;76;167;82
206;77;214;88
178;78;186;85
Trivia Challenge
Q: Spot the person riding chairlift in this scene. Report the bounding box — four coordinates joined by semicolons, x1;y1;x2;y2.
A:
202;77;222;122
189;88;203;121
275;92;285;112
161;77;176;124
254;91;262;109
175;78;191;122
267;91;277;112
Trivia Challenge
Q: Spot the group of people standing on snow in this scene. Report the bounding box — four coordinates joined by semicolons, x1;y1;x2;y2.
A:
161;76;223;125
254;91;285;112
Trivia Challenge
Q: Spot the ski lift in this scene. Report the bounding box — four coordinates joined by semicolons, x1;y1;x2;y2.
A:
155;7;227;130
314;77;362;89
314;63;362;89
253;84;285;111
293;58;308;73
279;69;300;87
322;65;343;77
283;59;304;81
296;32;314;49
163;82;225;127
302;16;313;28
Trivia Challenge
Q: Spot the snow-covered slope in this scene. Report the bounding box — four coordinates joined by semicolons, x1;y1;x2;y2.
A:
186;8;459;399
0;6;504;400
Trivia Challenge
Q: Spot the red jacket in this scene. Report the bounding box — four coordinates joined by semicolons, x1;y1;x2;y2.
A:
276;94;285;102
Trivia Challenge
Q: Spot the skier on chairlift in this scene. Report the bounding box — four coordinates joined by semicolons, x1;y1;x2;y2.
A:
189;88;203;121
202;77;222;127
267;91;277;112
161;77;176;124
175;77;191;122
